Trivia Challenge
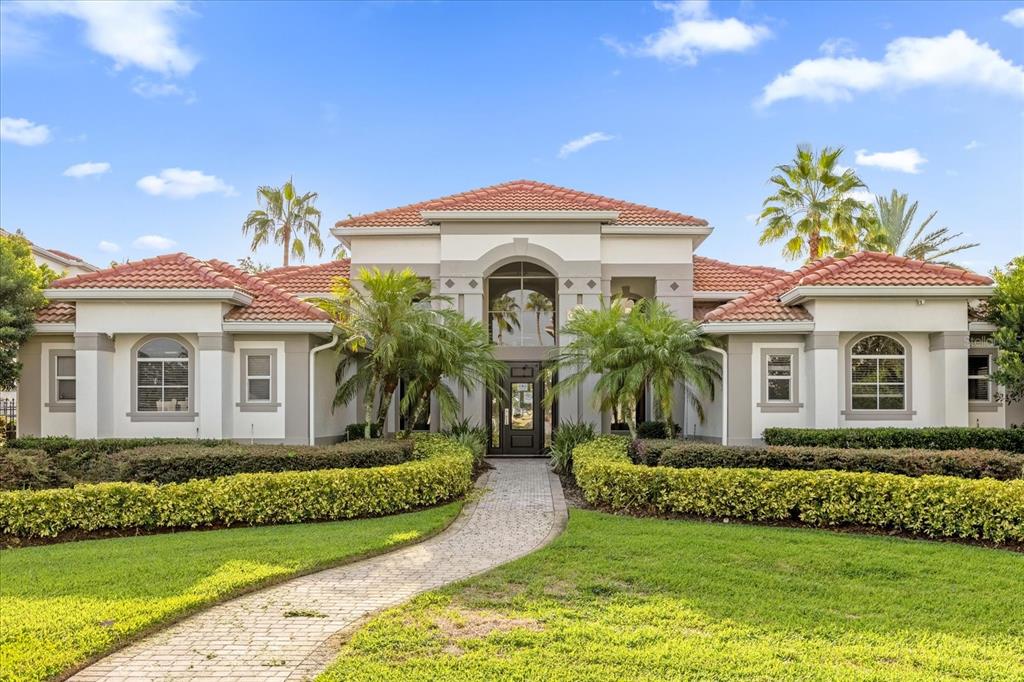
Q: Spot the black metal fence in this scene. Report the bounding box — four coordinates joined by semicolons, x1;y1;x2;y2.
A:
0;398;16;441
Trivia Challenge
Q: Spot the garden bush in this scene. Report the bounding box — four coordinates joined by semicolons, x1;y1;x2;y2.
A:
549;419;597;474
573;437;1024;543
657;441;1023;481
627;438;677;466
0;449;71;490
7;436;228;457
345;423;382;440
0;435;474;539
763;427;1024;453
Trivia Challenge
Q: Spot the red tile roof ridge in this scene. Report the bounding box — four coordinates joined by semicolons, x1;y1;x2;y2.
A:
693;255;788;280
49;252;243;290
206;259;331;321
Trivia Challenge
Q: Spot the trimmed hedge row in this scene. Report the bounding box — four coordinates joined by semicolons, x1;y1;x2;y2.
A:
763;427;1024;453
0;435;474;539
7;436;229;457
574;437;1024;543
655;441;1023;481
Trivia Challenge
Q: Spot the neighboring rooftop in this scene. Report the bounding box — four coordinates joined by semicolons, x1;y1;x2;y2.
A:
336;180;708;228
262;260;351;295
703;251;993;323
1;228;99;272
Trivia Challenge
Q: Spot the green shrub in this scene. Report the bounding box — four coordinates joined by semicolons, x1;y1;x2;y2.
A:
636;421;675;439
627;438;677;466
0;449;72;490
441;420;488;468
345;423;382;440
763;427;1024;453
7;436;228;457
549;419;596;474
573;437;1024;543
657;441;1023;481
0;435;474;539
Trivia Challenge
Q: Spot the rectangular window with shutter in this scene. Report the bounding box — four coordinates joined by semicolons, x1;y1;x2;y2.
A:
758;348;801;412
246;354;273;402
55;354;76;402
766;354;792;402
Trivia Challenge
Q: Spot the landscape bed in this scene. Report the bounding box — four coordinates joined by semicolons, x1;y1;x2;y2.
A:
0;503;463;682
317;510;1024;682
574;437;1024;544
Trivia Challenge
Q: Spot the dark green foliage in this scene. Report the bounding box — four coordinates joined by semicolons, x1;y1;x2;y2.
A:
7;436;227;457
636;421;675;439
548;419;596;474
657;441;1023;481
987;257;1024;402
0;233;49;389
0;449;71;490
627;438;678;466
762;427;1024;453
346;423;382;440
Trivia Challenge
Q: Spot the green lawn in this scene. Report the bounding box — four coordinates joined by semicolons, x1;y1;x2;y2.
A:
0;502;462;682
320;510;1024;681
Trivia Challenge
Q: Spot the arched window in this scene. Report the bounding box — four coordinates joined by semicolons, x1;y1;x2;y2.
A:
486;262;557;347
135;337;191;413
850;335;906;411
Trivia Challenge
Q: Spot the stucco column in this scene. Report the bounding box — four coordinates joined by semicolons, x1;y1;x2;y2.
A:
930;332;969;427
74;332;114;439
197;333;233;439
806;331;839;429
284;336;311;444
438;276;487;427
726;336;753;445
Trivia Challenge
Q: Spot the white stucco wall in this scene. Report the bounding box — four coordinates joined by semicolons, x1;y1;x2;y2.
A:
750;341;809;437
231;339;287;442
348;235;441;265
75;301;228;334
38;340;76;437
600;235;693;265
315;347;352;441
805;297;967;332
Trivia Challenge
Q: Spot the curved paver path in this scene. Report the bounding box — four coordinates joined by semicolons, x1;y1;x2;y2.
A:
71;459;566;682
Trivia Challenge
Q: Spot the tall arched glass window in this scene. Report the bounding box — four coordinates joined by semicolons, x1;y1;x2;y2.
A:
850;335;906;411
136;338;190;412
486;262;557;346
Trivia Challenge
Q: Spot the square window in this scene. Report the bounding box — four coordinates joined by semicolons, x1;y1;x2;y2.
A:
247;355;271;377
247;378;271;401
56;355;75;377
767;378;791;401
57;378;76;401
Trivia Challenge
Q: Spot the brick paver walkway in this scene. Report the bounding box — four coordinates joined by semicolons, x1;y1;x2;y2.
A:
71;459;566;681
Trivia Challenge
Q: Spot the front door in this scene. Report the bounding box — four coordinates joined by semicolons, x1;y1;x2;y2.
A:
489;362;545;456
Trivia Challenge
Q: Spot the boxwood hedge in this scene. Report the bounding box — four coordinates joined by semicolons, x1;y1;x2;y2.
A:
656;441;1023;481
574;437;1024;543
0;435;474;539
762;427;1024;453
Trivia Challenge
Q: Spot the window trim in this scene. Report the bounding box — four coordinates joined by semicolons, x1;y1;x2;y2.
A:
45;349;76;413
968;348;998;412
237;348;280;412
842;332;916;420
757;347;803;413
128;334;197;422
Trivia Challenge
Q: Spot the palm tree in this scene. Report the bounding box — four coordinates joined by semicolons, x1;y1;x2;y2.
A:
758;145;872;261
545;298;720;440
313;267;448;438
398;311;505;438
868;190;978;265
489;294;520;344
524;291;554;344
242;178;324;267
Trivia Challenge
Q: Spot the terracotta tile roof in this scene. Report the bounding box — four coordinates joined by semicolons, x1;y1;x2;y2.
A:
49;253;244;290
336;180;707;228
46;253;330;323
703;252;993;324
205;260;331;322
36;301;76;324
693;256;787;292
262;260;351;295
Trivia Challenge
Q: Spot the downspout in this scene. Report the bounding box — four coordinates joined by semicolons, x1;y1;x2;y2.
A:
706;345;728;445
309;333;340;446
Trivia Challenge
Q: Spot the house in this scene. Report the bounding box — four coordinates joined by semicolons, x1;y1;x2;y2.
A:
1;228;100;277
17;180;1017;450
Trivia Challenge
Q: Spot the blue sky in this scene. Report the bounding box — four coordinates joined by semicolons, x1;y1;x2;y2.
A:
1;0;1022;274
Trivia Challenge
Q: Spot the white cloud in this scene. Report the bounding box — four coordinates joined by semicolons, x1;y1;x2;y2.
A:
0;116;51;145
964;140;980;151
97;240;120;253
607;0;771;66
855;148;927;174
819;37;856;57
759;30;1024;107
13;0;197;76
136;168;235;198
558;132;615;158
1004;7;1024;28
63;161;111;178
132;235;176;250
846;188;877;205
132;78;196;102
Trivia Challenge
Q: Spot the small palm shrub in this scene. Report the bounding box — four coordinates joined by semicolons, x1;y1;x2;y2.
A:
550;419;596;474
442;419;488;468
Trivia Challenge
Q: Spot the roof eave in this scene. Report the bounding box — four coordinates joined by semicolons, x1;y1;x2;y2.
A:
44;288;255;306
701;321;815;334
421;209;620;222
779;285;995;306
693;290;747;301
222;321;338;333
34;323;76;333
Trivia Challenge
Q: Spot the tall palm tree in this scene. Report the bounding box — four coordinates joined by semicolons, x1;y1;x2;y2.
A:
869;190;978;265
490;294;520;344
242;178;324;267
313;267;448;438
758;145;872;261
524;291;554;344
545;298;720;440
399;311;505;438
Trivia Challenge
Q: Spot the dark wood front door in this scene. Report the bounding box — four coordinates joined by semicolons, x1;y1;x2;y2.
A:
489;362;545;456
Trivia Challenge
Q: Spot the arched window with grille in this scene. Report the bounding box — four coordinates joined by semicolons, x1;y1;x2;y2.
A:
132;336;194;417
849;334;908;413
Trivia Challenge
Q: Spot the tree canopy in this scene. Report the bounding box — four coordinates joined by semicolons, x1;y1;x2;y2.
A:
0;233;49;390
987;256;1024;403
242;178;323;267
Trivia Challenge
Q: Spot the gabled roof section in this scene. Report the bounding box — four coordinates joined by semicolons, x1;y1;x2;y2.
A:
205;260;331;322
693;256;787;292
703;251;993;323
36;301;76;324
48;253;245;290
262;259;351;295
336;180;708;228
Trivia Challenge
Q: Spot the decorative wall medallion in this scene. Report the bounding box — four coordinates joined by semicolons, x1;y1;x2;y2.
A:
468;279;479;288
586;279;597;289
445;279;455;288
564;279;574;289
670;282;680;291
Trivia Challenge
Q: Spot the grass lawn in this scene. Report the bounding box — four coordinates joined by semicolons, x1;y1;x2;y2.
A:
320;510;1024;681
0;502;462;682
